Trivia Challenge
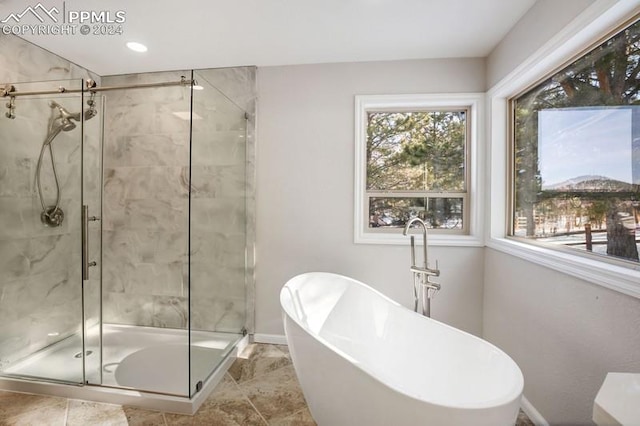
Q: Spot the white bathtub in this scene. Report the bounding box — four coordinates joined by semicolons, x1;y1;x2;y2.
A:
280;272;524;426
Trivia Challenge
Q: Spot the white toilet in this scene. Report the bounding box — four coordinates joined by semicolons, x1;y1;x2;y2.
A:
593;373;640;425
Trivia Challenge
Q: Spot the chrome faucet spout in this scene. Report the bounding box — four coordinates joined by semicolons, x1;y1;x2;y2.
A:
403;217;440;317
403;217;429;268
402;216;427;236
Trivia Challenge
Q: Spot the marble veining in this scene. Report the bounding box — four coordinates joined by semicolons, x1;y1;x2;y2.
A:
100;73;193;329
100;68;254;332
104;134;189;168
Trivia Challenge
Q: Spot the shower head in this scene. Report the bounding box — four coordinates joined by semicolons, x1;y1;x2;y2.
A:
58;118;76;131
48;100;97;124
46;101;76;133
49;100;80;121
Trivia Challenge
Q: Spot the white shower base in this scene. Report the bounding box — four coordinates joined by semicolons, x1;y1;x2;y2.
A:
0;324;247;414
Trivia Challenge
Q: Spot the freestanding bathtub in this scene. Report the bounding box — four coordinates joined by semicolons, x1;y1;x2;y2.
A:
280;272;524;426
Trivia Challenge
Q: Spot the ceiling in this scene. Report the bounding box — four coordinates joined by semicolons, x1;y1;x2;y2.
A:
0;0;537;76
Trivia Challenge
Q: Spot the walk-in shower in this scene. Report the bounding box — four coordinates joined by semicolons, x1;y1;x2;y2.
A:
0;69;255;413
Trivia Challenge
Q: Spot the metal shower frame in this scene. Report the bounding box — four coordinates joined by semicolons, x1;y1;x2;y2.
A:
2;76;195;119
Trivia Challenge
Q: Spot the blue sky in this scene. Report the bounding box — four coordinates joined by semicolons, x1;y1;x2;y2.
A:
538;107;634;188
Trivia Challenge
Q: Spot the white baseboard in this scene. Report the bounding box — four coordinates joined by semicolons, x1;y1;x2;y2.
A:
521;395;549;426
252;333;288;345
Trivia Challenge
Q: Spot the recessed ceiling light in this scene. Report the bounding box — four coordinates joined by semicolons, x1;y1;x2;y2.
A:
126;42;147;53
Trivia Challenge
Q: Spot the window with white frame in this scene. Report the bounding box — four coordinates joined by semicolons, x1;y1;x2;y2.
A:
354;94;482;244
510;17;640;266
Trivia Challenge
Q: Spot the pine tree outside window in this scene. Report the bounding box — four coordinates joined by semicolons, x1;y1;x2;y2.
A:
354;94;483;245
510;17;640;265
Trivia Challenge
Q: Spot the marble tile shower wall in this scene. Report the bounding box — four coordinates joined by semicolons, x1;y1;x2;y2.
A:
0;35;101;366
101;68;256;332
195;67;257;333
191;70;249;332
101;71;191;328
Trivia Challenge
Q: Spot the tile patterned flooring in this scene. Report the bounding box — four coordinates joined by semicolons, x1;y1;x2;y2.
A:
0;344;312;426
0;343;533;425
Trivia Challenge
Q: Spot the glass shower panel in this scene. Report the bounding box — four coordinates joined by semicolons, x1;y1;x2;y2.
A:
189;71;247;396
98;71;191;396
83;93;104;385
0;79;86;384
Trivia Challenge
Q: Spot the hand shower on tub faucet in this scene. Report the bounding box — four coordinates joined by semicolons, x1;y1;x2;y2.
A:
403;217;440;317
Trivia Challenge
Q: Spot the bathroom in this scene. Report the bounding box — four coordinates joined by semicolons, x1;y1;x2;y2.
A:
1;0;640;425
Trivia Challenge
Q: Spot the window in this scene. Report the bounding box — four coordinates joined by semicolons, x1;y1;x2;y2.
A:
511;17;640;266
354;94;483;245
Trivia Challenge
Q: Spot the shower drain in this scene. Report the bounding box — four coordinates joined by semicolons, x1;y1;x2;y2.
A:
73;350;93;359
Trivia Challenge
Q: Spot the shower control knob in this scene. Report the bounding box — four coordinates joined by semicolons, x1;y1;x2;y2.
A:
88;261;97;268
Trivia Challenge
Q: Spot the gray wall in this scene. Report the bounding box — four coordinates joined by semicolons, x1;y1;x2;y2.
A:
484;249;640;424
255;58;487;337
486;0;598;88
484;1;640;424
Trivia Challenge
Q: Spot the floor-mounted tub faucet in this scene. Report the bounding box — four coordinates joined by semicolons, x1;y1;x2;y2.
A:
403;217;440;317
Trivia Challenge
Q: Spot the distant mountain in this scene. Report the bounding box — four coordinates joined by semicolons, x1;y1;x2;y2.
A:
543;175;637;191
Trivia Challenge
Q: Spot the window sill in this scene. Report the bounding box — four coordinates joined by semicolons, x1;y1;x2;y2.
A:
355;231;484;247
487;237;640;299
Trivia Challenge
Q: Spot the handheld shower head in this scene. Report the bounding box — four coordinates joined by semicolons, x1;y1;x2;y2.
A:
59;118;76;131
45;101;76;133
48;99;100;132
49;100;97;122
49;100;78;120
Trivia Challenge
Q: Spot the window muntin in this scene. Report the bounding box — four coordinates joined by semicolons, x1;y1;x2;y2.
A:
511;18;640;265
364;109;469;233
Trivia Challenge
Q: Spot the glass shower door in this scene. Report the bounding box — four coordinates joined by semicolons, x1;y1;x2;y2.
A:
0;79;87;384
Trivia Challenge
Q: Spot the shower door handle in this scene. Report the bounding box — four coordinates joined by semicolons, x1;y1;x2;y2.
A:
82;206;99;280
82;205;90;280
